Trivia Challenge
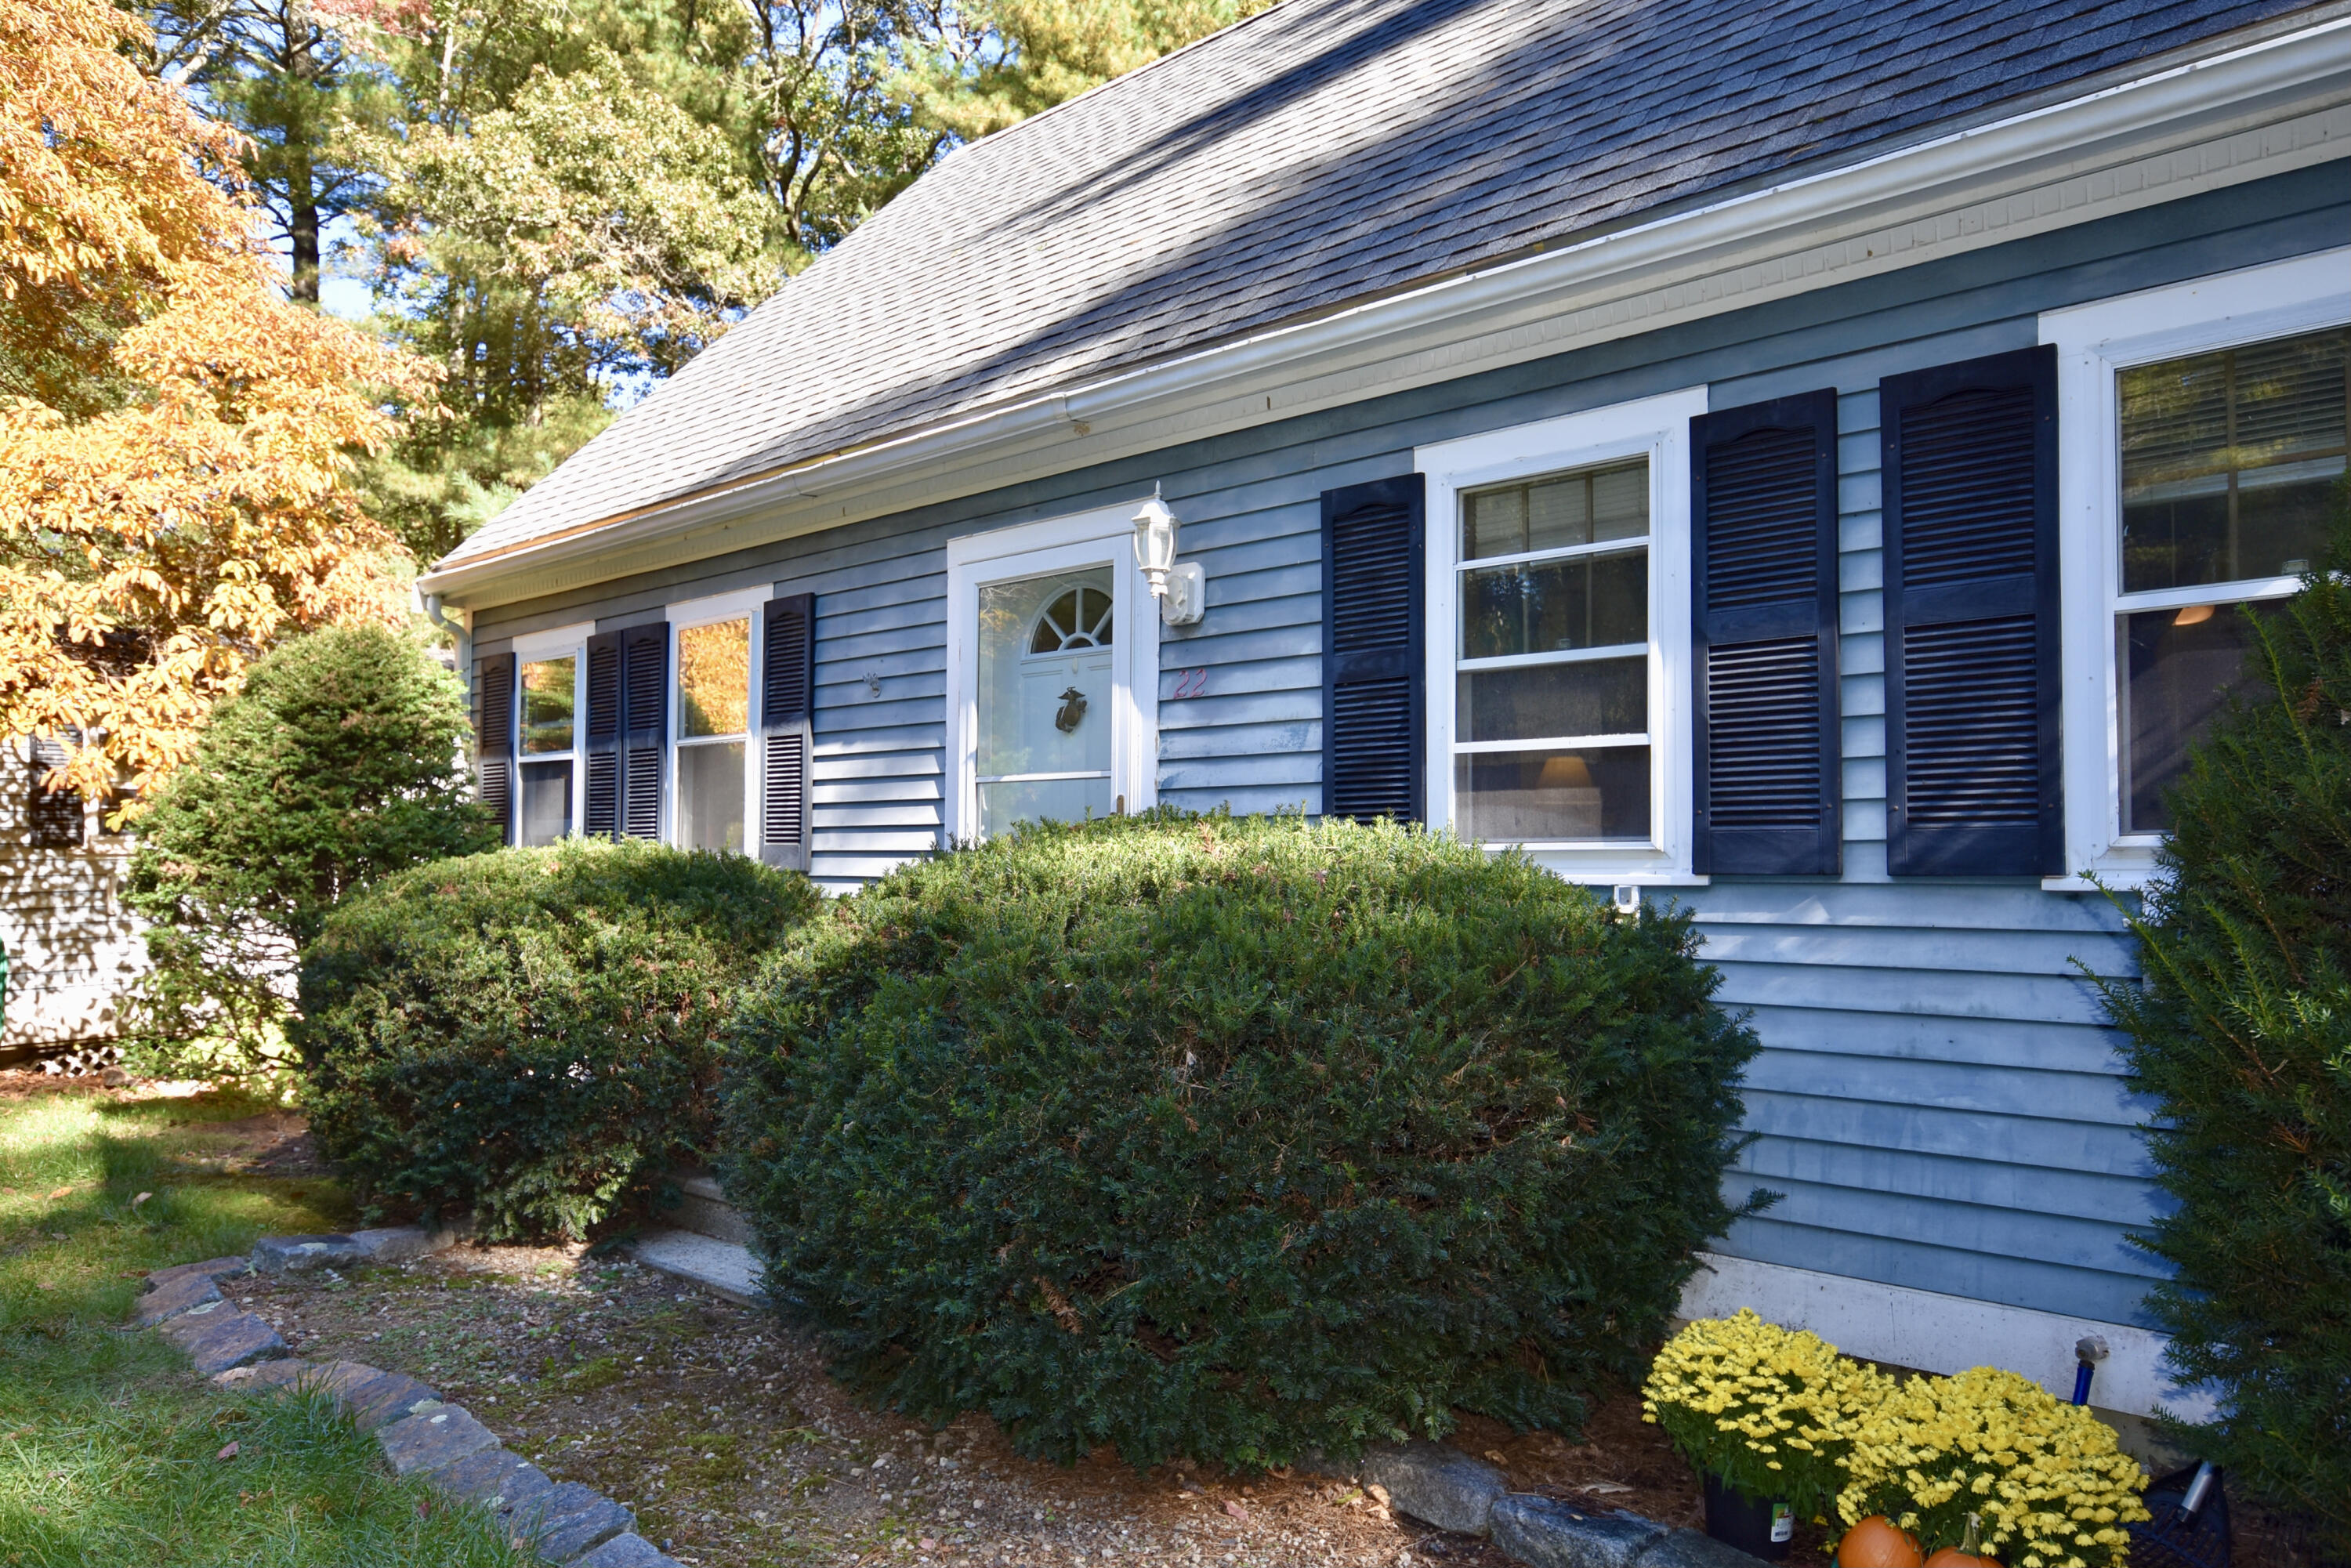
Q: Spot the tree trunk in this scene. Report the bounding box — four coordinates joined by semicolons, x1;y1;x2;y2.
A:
289;172;320;302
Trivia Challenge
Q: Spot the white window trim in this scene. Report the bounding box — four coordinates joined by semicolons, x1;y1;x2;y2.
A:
1416;386;1708;885
2041;247;2351;891
943;502;1161;845
666;587;768;856
509;621;592;842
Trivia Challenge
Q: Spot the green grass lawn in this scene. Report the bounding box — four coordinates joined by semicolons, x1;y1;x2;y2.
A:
0;1082;528;1567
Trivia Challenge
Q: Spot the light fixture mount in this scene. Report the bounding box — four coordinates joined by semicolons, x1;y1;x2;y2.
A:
1132;483;1204;625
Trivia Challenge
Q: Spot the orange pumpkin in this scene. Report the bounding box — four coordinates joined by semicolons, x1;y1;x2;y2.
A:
1924;1552;1998;1567
1837;1516;1925;1567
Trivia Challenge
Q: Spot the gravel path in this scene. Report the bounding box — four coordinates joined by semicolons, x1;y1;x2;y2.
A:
225;1242;1758;1567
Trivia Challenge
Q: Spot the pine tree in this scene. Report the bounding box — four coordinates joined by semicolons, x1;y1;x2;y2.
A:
2094;492;2351;1555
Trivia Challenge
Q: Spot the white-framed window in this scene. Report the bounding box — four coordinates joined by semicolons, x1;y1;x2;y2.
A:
944;502;1161;844
2044;247;2350;889
1417;386;1707;884
668;588;766;856
509;621;592;847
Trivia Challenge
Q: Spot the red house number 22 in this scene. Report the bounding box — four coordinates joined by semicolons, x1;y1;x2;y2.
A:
1171;668;1209;699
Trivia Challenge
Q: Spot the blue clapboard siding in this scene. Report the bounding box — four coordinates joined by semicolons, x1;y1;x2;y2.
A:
467;164;2347;1320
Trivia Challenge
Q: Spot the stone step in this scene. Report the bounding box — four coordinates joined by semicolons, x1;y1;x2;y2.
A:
668;1172;755;1248
625;1229;761;1306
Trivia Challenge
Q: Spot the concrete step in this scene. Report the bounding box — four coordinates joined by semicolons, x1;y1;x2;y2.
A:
666;1171;755;1248
625;1229;761;1306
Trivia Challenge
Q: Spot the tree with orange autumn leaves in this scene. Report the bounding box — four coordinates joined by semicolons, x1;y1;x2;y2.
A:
1;0;427;809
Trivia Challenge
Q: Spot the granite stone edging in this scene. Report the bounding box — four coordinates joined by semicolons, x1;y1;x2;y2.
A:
134;1226;683;1568
1308;1440;1773;1568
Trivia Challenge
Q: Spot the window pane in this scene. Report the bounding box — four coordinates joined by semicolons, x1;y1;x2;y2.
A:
976;567;1115;835
519;759;571;846
1462;459;1647;560
678;619;750;738
1460;547;1648;659
2120;603;2264;833
2120;327;2346;592
520;657;574;754
678;741;746;852
1455;747;1650;842
1458;657;1647;743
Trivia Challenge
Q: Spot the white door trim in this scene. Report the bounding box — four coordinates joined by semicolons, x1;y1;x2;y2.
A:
944;502;1161;844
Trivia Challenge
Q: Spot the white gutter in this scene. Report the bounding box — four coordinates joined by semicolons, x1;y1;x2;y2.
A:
417;13;2351;604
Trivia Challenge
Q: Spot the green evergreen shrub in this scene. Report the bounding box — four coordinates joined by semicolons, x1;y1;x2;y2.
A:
297;838;821;1240
124;623;496;1078
2092;510;2351;1555
722;811;1762;1469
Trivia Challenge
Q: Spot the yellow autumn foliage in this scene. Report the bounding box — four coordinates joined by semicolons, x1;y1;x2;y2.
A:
1;0;429;804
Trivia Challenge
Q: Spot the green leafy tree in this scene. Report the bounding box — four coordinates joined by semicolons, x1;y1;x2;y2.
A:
351;38;783;557
720;0;949;262
2091;499;2351;1555
123;623;497;1079
893;0;1272;140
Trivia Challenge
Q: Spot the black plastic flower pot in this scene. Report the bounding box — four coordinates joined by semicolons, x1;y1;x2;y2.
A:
1703;1472;1795;1561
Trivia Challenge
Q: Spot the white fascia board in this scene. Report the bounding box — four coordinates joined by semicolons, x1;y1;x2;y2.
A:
419;16;2351;608
1682;1252;2215;1423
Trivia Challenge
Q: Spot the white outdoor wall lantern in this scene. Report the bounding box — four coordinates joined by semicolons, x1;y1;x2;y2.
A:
1132;483;1204;626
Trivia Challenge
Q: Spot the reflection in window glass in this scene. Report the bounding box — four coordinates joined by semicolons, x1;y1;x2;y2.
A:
2120;327;2346;592
520;657;575;754
678;619;750;738
1463;462;1646;559
675;618;748;853
1458;657;1646;743
977;567;1114;838
1454;458;1652;843
519;759;571;846
678;741;747;853
1456;748;1650;842
1460;549;1647;659
1027;586;1113;654
2120;603;2262;833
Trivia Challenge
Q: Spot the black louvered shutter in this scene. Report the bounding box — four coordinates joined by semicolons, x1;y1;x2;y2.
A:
27;733;84;849
761;592;815;871
584;631;622;838
1691;391;1842;875
1883;345;2061;876
619;623;668;841
474;651;516;844
1322;474;1425;824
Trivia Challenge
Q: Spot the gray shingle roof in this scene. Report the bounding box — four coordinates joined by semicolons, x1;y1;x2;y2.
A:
440;0;2317;569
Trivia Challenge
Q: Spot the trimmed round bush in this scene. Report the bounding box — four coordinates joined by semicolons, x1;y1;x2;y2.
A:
723;811;1762;1469
297;838;821;1240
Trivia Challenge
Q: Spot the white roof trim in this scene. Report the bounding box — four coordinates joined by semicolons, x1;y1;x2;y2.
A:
506;621;595;660
420;14;2351;607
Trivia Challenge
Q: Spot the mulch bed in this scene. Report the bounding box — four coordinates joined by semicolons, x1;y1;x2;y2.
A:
234;1240;1556;1567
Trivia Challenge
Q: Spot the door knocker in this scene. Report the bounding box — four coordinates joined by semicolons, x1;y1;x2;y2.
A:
1054;686;1088;733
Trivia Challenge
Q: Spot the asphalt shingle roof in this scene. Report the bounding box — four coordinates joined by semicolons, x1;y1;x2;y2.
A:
440;0;2317;568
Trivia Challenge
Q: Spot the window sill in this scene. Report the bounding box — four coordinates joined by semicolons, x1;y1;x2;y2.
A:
1510;844;1706;887
2044;842;2161;894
